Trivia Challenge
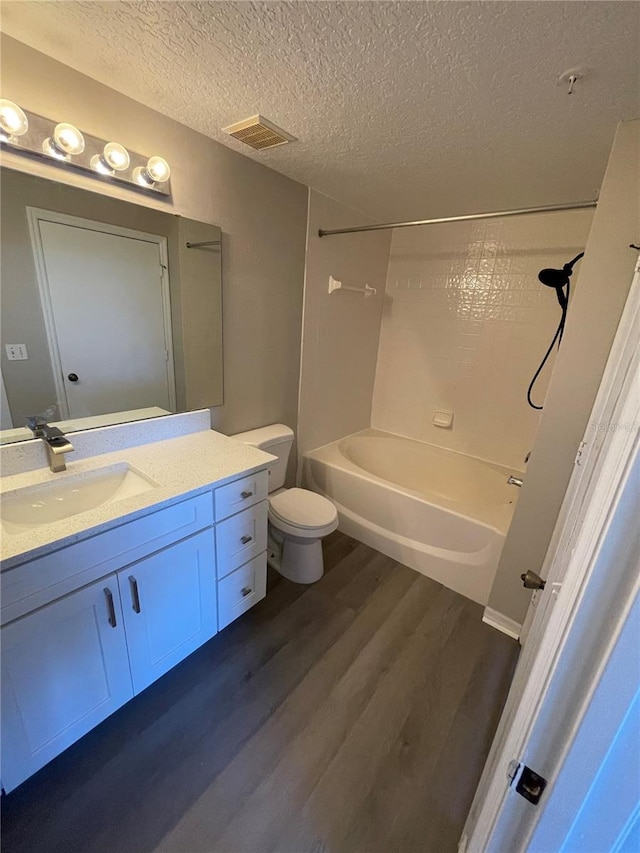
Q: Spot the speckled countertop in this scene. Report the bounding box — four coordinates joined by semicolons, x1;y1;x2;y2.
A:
1;430;274;569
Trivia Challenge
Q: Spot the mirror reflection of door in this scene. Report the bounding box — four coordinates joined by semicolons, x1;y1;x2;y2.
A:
28;209;176;420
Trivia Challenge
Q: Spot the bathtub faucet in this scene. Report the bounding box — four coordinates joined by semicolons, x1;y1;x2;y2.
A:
507;475;524;488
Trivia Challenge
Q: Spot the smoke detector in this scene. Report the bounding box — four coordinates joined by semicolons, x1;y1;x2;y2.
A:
222;115;296;150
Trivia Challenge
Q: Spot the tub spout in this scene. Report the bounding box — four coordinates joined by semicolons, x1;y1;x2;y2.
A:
507;476;524;487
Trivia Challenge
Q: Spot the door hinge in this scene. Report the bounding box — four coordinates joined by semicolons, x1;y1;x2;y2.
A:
574;440;587;465
165;349;169;362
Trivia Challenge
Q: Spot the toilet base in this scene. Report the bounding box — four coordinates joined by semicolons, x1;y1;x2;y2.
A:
267;526;325;584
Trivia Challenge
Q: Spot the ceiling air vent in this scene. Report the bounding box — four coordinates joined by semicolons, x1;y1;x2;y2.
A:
222;115;296;150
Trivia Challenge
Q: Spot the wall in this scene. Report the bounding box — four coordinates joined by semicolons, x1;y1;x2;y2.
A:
371;211;593;469
489;119;640;623
297;190;392;463
0;35;308;439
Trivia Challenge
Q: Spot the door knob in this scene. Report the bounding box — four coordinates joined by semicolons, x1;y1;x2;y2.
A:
67;373;79;382
521;570;546;590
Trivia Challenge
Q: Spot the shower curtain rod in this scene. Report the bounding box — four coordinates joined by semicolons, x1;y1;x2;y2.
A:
317;200;597;238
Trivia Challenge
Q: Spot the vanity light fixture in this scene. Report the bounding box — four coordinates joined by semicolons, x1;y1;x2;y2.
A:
0;99;29;140
42;122;85;160
90;141;131;175
1;101;171;196
132;155;171;187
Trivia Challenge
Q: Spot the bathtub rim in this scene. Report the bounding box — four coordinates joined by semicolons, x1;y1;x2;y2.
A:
310;426;525;479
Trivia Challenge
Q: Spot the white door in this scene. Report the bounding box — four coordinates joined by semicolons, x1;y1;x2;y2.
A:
117;530;217;694
1;577;133;792
30;210;175;419
462;259;640;850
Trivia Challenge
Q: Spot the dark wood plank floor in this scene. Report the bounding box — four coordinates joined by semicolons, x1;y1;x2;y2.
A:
1;532;518;853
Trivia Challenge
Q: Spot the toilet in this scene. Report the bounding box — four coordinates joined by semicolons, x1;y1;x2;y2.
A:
231;424;338;584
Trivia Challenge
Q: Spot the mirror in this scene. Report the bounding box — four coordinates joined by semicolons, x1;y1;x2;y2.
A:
0;167;223;444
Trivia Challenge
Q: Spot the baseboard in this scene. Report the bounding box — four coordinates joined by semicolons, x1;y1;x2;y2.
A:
482;607;522;641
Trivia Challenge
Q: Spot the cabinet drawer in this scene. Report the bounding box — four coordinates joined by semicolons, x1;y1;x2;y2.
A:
1;493;214;625
217;553;267;630
215;502;268;579
214;470;268;521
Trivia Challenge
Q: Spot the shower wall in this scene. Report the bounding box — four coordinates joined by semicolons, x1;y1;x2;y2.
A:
370;210;594;470
297;190;392;461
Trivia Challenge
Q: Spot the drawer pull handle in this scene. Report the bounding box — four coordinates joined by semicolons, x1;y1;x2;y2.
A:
241;490;254;499
129;576;141;614
241;535;253;545
104;587;117;628
241;587;252;597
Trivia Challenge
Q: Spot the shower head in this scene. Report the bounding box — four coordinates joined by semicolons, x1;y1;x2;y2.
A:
527;249;585;410
538;267;571;288
538;252;584;289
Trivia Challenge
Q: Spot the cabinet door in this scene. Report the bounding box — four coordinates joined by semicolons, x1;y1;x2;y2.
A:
1;578;132;792
118;529;217;694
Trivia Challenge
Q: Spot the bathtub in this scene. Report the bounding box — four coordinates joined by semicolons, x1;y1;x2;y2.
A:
303;429;522;605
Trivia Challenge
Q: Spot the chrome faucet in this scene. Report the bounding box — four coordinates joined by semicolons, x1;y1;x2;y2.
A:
507;475;524;488
26;417;74;473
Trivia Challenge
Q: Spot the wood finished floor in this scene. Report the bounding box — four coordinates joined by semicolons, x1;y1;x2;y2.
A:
1;532;518;853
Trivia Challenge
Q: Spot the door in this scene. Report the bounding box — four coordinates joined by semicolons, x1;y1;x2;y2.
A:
117;529;217;694
462;259;640;850
1;577;132;792
29;209;175;419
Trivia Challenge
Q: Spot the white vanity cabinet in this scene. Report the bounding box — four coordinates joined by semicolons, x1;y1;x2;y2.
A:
1;466;270;792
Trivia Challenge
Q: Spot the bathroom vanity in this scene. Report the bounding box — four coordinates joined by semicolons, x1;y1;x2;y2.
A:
0;414;274;792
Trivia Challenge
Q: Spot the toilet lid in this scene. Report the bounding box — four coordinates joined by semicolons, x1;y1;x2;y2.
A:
269;488;337;529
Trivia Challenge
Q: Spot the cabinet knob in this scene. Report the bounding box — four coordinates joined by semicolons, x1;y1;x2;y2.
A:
241;535;253;545
67;373;79;382
241;587;252;598
241;490;253;499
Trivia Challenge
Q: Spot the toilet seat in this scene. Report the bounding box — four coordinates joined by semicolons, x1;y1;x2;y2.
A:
268;488;338;538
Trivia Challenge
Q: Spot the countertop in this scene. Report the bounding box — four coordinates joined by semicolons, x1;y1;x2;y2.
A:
1;429;274;569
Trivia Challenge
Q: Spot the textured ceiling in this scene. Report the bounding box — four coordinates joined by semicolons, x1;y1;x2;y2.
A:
1;1;639;220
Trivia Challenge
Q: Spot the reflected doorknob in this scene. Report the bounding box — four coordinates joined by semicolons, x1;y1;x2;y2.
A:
67;373;79;382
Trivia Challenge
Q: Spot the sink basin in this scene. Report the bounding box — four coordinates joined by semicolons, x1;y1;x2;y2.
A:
1;463;159;534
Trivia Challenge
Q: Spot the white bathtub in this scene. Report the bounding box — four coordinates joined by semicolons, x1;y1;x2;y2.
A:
303;429;522;605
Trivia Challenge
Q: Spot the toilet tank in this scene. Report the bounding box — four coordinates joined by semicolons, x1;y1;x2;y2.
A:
231;424;294;492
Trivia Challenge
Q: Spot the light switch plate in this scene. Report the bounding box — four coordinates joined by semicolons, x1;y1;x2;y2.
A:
5;344;29;361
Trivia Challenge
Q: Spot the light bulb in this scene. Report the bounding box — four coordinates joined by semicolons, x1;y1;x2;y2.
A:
146;156;170;182
42;137;70;161
90;142;130;175
52;122;85;155
0;99;29;139
133;155;171;187
90;154;112;174
103;142;130;171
